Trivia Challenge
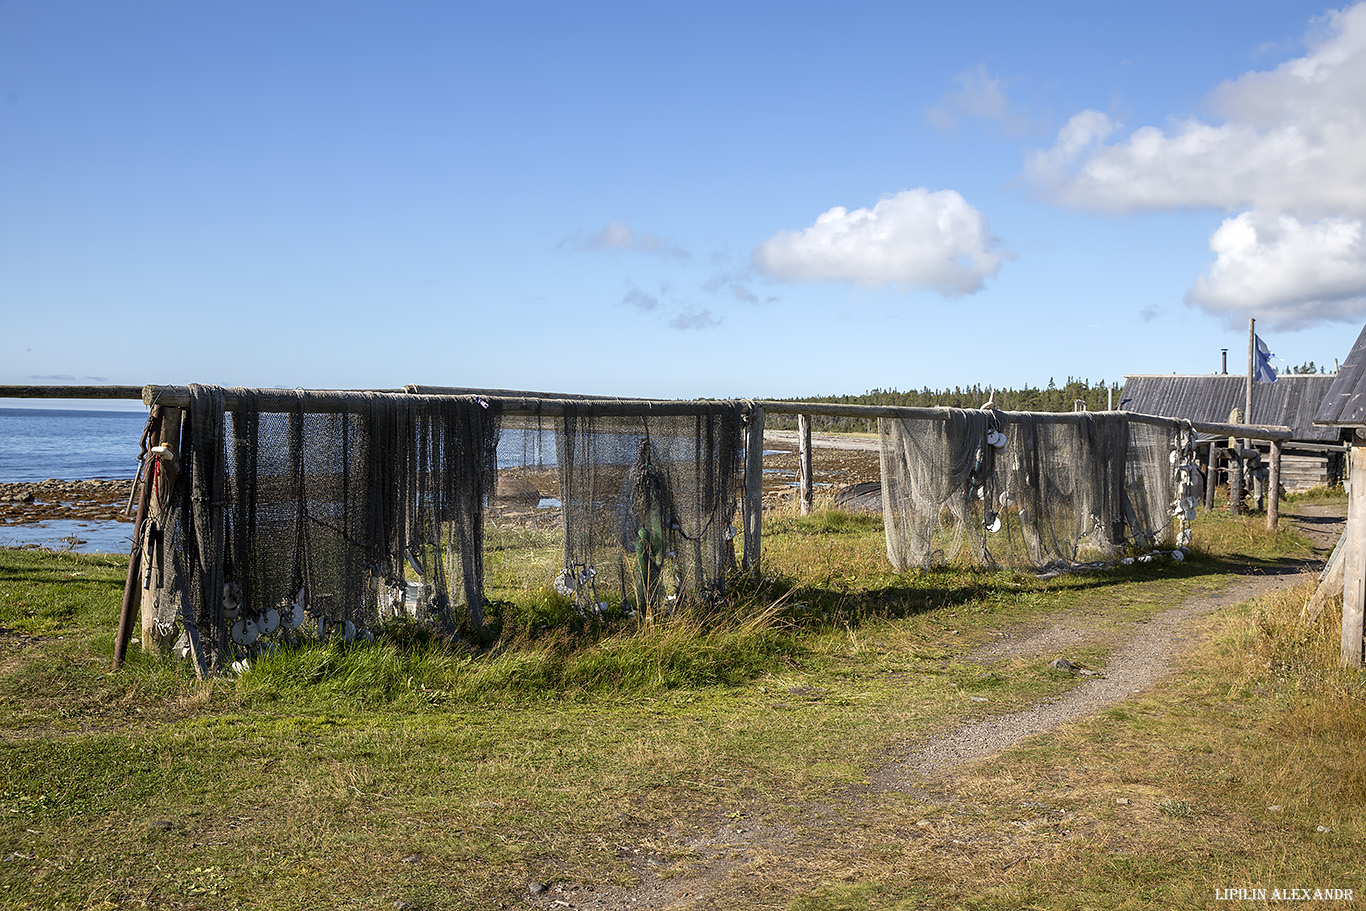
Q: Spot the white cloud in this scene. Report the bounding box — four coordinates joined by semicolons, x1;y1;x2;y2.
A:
1027;4;1366;217
752;189;1005;297
926;65;1027;135
1027;4;1366;328
562;220;691;259
1186;211;1366;329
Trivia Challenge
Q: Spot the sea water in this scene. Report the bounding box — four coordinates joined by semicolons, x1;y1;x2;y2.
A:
0;407;149;483
0;407;148;553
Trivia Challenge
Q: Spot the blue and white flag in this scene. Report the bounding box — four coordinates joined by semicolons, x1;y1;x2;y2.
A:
1254;334;1278;383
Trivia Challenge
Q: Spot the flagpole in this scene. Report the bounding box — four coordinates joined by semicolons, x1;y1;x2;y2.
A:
1246;317;1255;428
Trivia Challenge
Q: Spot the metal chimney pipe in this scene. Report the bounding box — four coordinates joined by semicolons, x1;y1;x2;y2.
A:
1221;349;1228;374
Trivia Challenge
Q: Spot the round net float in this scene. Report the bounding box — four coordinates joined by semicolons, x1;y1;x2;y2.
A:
282;600;305;630
223;596;241;622
984;512;1002;533
231;617;259;647
258;607;280;635
987;429;1007;449
338;620;356;643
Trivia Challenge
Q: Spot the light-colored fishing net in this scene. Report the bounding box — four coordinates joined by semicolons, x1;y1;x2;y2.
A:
878;410;1177;571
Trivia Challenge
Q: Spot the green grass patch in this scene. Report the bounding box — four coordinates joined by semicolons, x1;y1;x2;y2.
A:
0;500;1347;909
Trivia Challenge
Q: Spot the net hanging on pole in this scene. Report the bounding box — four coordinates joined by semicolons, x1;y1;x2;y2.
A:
878;410;1178;571
549;404;744;617
153;385;499;673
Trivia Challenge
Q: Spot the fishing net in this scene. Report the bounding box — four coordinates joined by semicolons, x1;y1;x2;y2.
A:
878;410;1178;571
543;405;744;617
153;386;499;673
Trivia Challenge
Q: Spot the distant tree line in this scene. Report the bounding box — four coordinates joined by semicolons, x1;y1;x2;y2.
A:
766;378;1121;432
1287;361;1330;374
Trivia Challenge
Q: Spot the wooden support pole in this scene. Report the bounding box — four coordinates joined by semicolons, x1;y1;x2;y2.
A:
113;408;160;670
797;414;813;516
1267;439;1282;531
1229;451;1244;515
742;406;765;576
1205;444;1219;511
1343;443;1366;668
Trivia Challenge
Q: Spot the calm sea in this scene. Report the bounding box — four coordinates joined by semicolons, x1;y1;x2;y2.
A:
0;407;149;483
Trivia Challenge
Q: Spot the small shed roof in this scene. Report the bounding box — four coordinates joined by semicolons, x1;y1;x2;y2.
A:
1121;373;1339;442
1314;323;1366;427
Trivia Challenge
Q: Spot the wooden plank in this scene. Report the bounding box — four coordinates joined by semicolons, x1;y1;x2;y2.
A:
1304;524;1348;624
1343;444;1366;668
742;406;764;576
798;414;813;516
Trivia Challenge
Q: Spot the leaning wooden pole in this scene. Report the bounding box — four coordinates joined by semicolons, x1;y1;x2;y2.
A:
113;407;160;670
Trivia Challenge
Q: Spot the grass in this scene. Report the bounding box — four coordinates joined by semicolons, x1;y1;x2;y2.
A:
0;501;1357;909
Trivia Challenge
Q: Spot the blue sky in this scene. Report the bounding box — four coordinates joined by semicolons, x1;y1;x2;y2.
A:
3;1;1365;410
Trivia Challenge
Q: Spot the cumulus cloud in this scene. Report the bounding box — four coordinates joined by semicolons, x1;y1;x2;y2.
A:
561;220;691;259
1185;212;1366;329
1026;4;1366;217
1027;3;1366;328
752;189;1005;296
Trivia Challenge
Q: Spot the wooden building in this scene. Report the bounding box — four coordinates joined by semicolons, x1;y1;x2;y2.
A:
1121;373;1342;489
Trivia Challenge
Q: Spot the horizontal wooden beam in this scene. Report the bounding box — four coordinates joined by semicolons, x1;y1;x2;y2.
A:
0;384;146;400
763;401;1294;441
142;385;744;418
405;384;665;402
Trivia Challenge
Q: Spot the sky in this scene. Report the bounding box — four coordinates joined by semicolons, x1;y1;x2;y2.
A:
3;1;1366;410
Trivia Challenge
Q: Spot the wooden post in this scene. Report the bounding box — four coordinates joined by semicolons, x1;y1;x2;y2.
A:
1229;451;1244;515
742;405;765;576
798;414;813;516
1267;439;1282;531
1343;442;1366;668
1205;444;1219;511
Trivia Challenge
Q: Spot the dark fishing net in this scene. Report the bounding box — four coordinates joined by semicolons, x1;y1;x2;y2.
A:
155;386;498;673
549;405;744;617
879;410;1177;571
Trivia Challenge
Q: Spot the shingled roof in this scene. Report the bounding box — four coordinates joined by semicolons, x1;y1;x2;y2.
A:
1315;323;1366;427
1121;373;1339;442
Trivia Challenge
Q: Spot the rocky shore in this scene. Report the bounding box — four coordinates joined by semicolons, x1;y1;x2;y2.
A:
0;479;136;526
